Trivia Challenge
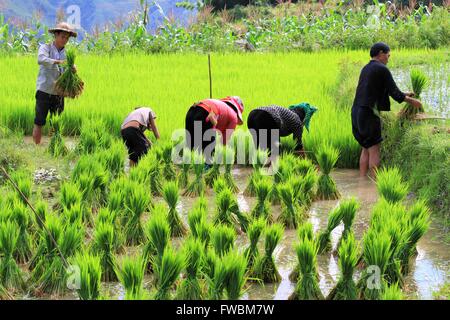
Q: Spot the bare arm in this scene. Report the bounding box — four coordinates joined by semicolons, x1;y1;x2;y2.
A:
207;111;218;127
404;95;423;109
149;117;160;140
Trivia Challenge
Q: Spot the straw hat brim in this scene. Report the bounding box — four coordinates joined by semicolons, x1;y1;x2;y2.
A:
49;28;77;38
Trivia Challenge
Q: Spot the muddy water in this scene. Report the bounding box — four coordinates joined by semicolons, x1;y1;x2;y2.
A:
176;168;449;300
392;63;449;119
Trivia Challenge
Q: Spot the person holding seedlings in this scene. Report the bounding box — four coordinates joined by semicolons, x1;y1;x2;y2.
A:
351;42;422;177
121;106;160;166
33;22;77;145
247;103;317;161
185;96;245;164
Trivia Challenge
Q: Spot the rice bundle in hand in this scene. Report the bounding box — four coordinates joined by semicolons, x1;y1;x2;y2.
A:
399;68;427;120
55;49;84;98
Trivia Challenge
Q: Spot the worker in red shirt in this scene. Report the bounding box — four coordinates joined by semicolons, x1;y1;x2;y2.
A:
185;96;244;164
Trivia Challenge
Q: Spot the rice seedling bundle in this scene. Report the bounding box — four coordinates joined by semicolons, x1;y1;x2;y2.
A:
48;115;68;157
316;204;344;254
176;238;204;300
162;181;187;237
34;200;49;230
222;250;248;300
97;140;126;178
72;252;102;300
160;142;177;181
92;221;118;282
289;222;315;282
211;225;236;257
35;222;84;295
376;167;408;204
10;170;31;204
54;49;84;98
251;177;272;221
231;129;255;166
381;283;404;300
382;218;407;286
244;149;269;197
208;250;227;300
0;221;25;291
336;197;360;250
205;145;223;188
254;223;284;283
116;255;147;300
296;158;316;176
8;199;33;263
77;118;111;154
397;200;430;275
223;146;238;193
289;238;323;300
315;142;340;200
327;233;359;300
244;217;266;272
184;151;205;197
214;187;240;229
187;202;211;247
143;204;170;272
296;169;318;208
399;68;428;120
107;188;125;215
269;158;293;204
277;179;305;229
178;148;192;189
357;229;392;300
153;246;184;300
213;177;228;195
123;183;150;245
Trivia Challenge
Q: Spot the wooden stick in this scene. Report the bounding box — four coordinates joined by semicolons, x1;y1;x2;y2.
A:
208;53;213;99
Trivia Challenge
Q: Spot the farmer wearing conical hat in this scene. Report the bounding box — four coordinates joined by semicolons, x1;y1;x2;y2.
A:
32;22;77;144
185;96;245;164
247;103;317;160
351;42;422;177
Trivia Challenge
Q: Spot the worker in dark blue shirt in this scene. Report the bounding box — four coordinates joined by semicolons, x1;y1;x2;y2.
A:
351;42;422;178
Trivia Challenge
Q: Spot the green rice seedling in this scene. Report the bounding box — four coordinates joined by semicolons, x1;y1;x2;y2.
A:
357;230;392;300
289;222;315;281
244;217;266;272
296;158;316;176
123;183;150;245
34;200;49;230
35;222;84;295
161;141;177;181
10;170;31;204
208;251;227;300
178;148;192;189
244;149;269;197
9;199;33;263
107;188;125;215
59;181;82;210
399;68;428;119
269;158;293;204
162;181;187;237
327;233;359;300
115;255;147;300
211;225;236;257
315;142;340;200
223;146;238;193
316;204;344;254
72;252;102;300
214;187;240;228
187;203;206;235
143;204;170;272
251;177;272;221
54;49;84;98
187;198;211;247
277;179;306;229
381;283;404;300
381;217;407;286
223;250;248;300
97;140;126;179
96;207;123;253
184;151;205;197
376;167;408;204
336;197;360;250
0;221;25;292
296;169;318;208
253;223;284;283
213;176;228;195
48;115;68;157
176;238;204;300
398;200;430;275
153;246;184;300
205;145;223;188
91;221;118;282
77;118;112;154
289;238;323;300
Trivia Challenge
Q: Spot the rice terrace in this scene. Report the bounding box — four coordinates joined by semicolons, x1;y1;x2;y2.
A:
0;0;449;306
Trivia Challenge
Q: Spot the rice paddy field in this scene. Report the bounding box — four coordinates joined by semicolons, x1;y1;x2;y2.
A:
0;48;449;301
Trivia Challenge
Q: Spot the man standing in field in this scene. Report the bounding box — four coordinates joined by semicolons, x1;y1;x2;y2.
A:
351;42;422;178
33;22;77;144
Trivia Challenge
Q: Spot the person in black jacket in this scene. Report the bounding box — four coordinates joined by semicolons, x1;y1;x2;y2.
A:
351;42;422;178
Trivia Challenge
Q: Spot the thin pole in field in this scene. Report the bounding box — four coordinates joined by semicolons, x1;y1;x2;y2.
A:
208;53;212;99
